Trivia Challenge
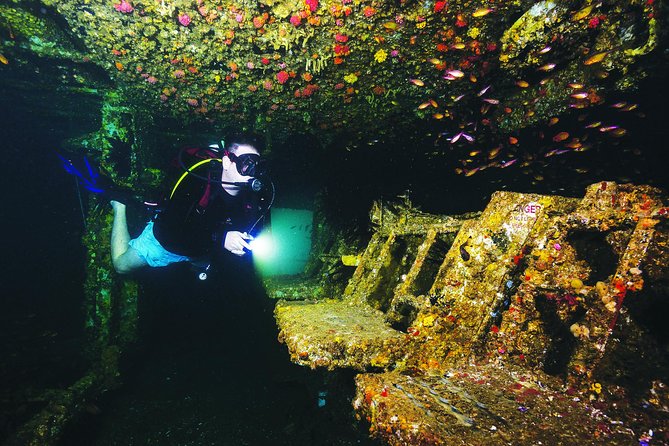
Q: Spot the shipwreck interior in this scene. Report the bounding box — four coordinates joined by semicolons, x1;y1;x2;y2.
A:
2;0;669;445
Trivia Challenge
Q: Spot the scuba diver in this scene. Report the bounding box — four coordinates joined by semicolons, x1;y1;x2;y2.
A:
110;134;271;277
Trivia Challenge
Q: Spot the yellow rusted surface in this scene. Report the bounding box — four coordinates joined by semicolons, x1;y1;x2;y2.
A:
275;299;407;370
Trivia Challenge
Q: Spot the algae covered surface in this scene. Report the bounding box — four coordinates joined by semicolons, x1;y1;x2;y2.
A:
1;0;666;155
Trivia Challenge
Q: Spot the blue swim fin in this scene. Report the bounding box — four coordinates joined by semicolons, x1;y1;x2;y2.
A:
57;153;105;194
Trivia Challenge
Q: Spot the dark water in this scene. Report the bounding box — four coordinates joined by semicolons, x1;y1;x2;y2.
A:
0;109;91;441
57;261;376;446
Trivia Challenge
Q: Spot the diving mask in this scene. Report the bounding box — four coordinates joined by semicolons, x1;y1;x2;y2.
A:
226;152;262;177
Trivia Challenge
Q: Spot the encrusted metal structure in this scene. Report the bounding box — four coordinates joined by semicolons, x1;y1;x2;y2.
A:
274;182;669;445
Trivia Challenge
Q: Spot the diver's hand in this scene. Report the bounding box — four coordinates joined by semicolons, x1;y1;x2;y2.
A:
224;231;253;256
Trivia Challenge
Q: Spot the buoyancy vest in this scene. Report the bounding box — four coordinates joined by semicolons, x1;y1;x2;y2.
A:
152;148;259;258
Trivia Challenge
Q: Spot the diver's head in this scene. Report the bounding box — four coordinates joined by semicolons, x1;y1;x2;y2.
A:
221;142;262;195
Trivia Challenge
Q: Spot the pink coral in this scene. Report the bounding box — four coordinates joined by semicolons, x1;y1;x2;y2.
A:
305;0;318;12
113;0;133;13
290;15;301;26
588;16;601;28
276;70;290;84
178;13;191;26
146;76;157;84
186;98;199;107
173;69;185;79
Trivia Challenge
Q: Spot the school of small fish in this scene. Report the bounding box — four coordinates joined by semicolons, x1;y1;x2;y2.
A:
406;2;650;185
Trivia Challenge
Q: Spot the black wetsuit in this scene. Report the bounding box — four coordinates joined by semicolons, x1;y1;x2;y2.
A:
152;178;258;259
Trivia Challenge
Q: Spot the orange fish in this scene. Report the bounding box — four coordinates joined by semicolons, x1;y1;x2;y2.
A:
451;43;466;50
115;61;124;71
0;54;8;65
410;79;425;86
553;132;569;142
433;113;444;120
429;99;438;108
418;101;431;109
568;83;585;89
584;52;608;65
488;146;501;159
537;63;556;72
472;7;493;17
509;136;518;145
571;92;589;99
427;58;442;65
548;117;559;126
516;80;529;88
